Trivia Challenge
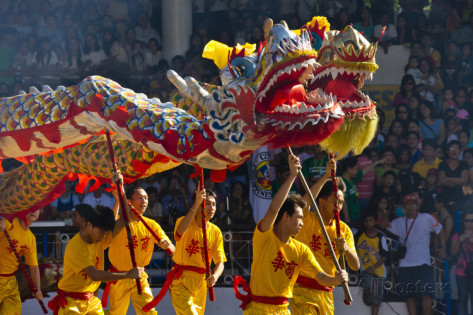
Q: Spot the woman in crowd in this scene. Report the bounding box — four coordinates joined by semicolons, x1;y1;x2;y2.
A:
394;144;413;172
393;75;418;107
418;100;446;146
438;140;469;204
418;57;444;103
395;103;412;123
450;211;473;315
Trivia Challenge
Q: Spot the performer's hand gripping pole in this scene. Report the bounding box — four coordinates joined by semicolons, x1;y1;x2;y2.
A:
105;131;142;295
287;147;352;303
126;201;173;255
199;170;216;301
3;228;48;313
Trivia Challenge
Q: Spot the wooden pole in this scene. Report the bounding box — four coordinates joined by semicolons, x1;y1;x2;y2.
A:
105;131;142;295
199;170;215;301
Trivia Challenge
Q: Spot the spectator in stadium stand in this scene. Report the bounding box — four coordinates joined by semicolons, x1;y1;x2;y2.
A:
458;42;473;87
375;147;400;186
455;87;470;112
353;6;375;42
407;119;423;140
374;12;397;53
418;100;446;146
395;103;412;123
412;138;442;179
410;41;424;59
81;33;107;72
301;145;328;187
388;193;445;315
396;12;416;45
438;140;469;204
393;75;418;107
356;148;378;213
407;131;422;164
389;118;408;143
462;148;473;183
385;133;400;151
83;184;116;210
145;38;162;69
405;55;422;85
134;11;162;47
418;57;444;104
450;211;473;315
394;144;413;172
441;41;462;90
50;180;80;221
421;33;441;69
373;170;397;203
339;156;387;224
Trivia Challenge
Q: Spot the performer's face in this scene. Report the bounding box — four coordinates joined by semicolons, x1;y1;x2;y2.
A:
287;206;304;235
320;190;344;220
131;188;148;214
204;195;217;220
89;225;111;244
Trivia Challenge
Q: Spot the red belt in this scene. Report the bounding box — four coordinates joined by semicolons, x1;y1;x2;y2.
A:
48;288;94;315
233;276;289;310
296;275;333;292
142;263;206;312
101;264;121;308
0;272;15;277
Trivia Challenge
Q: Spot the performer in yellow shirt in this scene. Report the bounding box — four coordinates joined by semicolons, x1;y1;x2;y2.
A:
143;183;226;315
106;186;175;315
234;154;348;315
292;160;360;315
48;204;144;315
0;209;42;315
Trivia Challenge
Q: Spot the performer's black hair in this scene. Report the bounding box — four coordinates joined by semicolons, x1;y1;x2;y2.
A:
274;194;307;225
80;204;115;231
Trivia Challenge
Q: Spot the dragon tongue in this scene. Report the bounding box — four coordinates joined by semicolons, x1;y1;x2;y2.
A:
324;79;357;101
269;83;306;109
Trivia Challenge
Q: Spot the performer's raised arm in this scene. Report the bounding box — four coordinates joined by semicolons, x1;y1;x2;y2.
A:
259;153;300;233
302;159;336;217
175;181;205;240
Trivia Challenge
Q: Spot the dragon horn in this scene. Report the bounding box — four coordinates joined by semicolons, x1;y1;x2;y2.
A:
279;20;288;29
167;70;209;106
263;18;273;39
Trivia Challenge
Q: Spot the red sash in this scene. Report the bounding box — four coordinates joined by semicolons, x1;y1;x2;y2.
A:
101;264;121;308
0;272;15;277
233;275;289;310
142;263;206;312
48;289;94;315
296;275;333;292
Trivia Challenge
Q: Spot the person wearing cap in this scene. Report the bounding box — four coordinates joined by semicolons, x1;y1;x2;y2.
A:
412;138;442;179
388;193;445;315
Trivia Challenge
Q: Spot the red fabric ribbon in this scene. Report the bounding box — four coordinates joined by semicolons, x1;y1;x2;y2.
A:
296;275;333;292
101;264;120;308
142;264;206;312
233;276;289;310
48;289;94;315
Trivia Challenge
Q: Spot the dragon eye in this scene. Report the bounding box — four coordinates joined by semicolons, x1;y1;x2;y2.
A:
230;57;256;79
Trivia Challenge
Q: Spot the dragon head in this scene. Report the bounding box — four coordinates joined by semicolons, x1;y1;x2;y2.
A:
307;22;379;156
170;18;343;155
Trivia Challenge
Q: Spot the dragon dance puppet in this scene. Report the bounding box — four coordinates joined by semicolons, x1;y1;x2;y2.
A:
0;17;379;222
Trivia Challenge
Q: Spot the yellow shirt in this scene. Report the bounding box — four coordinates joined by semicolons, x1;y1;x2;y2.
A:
108;217;170;270
58;233;111;293
355;232;387;277
173;217;226;269
0;218;37;274
412;157;442;179
295;212;355;277
249;223;323;298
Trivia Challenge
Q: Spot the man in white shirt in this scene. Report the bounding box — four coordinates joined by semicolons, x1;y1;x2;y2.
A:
134;12;161;46
83;185;115;210
388;193;445;315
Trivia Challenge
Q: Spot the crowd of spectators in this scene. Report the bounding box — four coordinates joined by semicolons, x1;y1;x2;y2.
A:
2;0;473;312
